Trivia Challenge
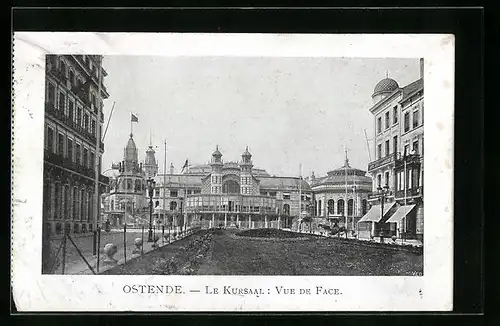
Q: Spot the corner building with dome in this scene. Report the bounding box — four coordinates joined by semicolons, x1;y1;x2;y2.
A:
358;59;424;242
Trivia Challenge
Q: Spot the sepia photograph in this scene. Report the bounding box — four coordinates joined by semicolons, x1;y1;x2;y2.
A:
12;32;453;311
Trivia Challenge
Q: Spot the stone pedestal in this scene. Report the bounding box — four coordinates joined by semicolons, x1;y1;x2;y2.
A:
132;238;143;254
103;243;118;265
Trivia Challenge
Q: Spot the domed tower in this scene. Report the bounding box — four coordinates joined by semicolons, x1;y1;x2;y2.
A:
210;145;223;194
240;146;253;195
144;145;158;178
123;133;139;173
372;77;399;103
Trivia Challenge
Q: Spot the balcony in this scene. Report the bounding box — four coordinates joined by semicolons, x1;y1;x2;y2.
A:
368;153;397;171
395;187;423;199
368;190;394;200
44;150;109;185
395;154;421;169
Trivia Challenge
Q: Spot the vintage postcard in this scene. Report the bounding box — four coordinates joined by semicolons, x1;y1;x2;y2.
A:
11;32;454;311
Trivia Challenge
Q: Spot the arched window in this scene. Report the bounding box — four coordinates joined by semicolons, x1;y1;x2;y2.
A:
110;200;114;211
337;199;345;216
283;204;290;215
347;199;354;216
155;200;160;207
135;179;141;192
362;199;368;215
318;200;322;216
170;201;177;211
327;199;335;215
126;178;132;190
314;200;317;216
222;180;240;194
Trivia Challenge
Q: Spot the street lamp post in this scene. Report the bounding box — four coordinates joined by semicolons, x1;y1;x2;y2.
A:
377;184;390;242
147;177;156;242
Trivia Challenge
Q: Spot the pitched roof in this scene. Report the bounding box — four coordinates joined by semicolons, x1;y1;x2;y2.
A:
258;176;312;191
400;78;423;102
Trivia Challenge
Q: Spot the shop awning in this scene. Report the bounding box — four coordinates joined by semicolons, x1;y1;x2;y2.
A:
386;205;416;223
358;202;396;223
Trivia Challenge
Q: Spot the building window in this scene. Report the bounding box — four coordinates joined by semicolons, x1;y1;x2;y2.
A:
87;192;93;221
58;92;66;112
170;201;177;211
82;148;88;167
283;193;290;200
377;117;382;134
155;189;160;197
43;181;51;219
57;133;64;156
385;171;390;187
63;185;69;220
393;106;398;124
69;70;75;86
362;199;368;215
67;139;73;161
413;139;419;155
377;174;381;188
90;151;95;169
91;119;96;136
337;199;345;216
393;136;398;155
385;140;390;157
68;101;74;121
283;204;290;215
77;107;82;126
327;199;334;214
377;144;382;159
413;110;419;128
75;144;81;165
347;199;354;216
46;127;54;152
170;190;178;197
404;144;410;156
47;83;56;105
404;112;410;132
84;114;89;132
422;138;424;156
385;111;390;129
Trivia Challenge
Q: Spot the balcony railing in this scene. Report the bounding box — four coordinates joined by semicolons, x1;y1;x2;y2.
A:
44;150;109;185
394;154;422;169
368;190;394;200
395;187;423;199
368;153;397;171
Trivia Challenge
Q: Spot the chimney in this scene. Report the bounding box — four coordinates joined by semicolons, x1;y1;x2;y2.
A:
420;58;424;79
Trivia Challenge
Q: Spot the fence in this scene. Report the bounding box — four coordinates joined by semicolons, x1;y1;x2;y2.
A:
41;224;201;275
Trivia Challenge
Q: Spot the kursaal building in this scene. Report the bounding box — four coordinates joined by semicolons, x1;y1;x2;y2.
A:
103;142;313;230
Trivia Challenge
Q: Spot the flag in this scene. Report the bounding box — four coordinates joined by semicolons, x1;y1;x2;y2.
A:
131;113;138;123
181;159;188;172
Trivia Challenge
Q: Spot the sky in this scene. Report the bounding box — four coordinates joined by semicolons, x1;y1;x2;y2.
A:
101;56;420;178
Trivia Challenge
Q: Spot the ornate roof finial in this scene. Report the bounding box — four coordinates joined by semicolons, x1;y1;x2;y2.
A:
344;147;350;167
386;70;389;78
246;145;248;151
130;133;133;138
216;144;219;151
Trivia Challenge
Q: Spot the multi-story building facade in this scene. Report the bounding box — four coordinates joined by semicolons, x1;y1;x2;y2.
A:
359;59;424;241
147;147;312;230
310;156;372;231
43;55;110;236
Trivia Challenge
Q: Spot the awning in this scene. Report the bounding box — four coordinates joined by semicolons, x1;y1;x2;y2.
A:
386;205;416;223
358;202;396;223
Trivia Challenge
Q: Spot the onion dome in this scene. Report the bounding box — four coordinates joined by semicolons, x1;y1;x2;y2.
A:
242;146;252;158
372;78;399;98
212;145;222;158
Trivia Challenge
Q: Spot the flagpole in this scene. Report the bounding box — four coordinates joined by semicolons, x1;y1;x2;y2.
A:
298;163;302;232
163;139;167;226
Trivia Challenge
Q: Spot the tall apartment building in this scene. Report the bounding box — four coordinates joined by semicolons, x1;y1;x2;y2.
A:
359;59;424;241
43;55;110;237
